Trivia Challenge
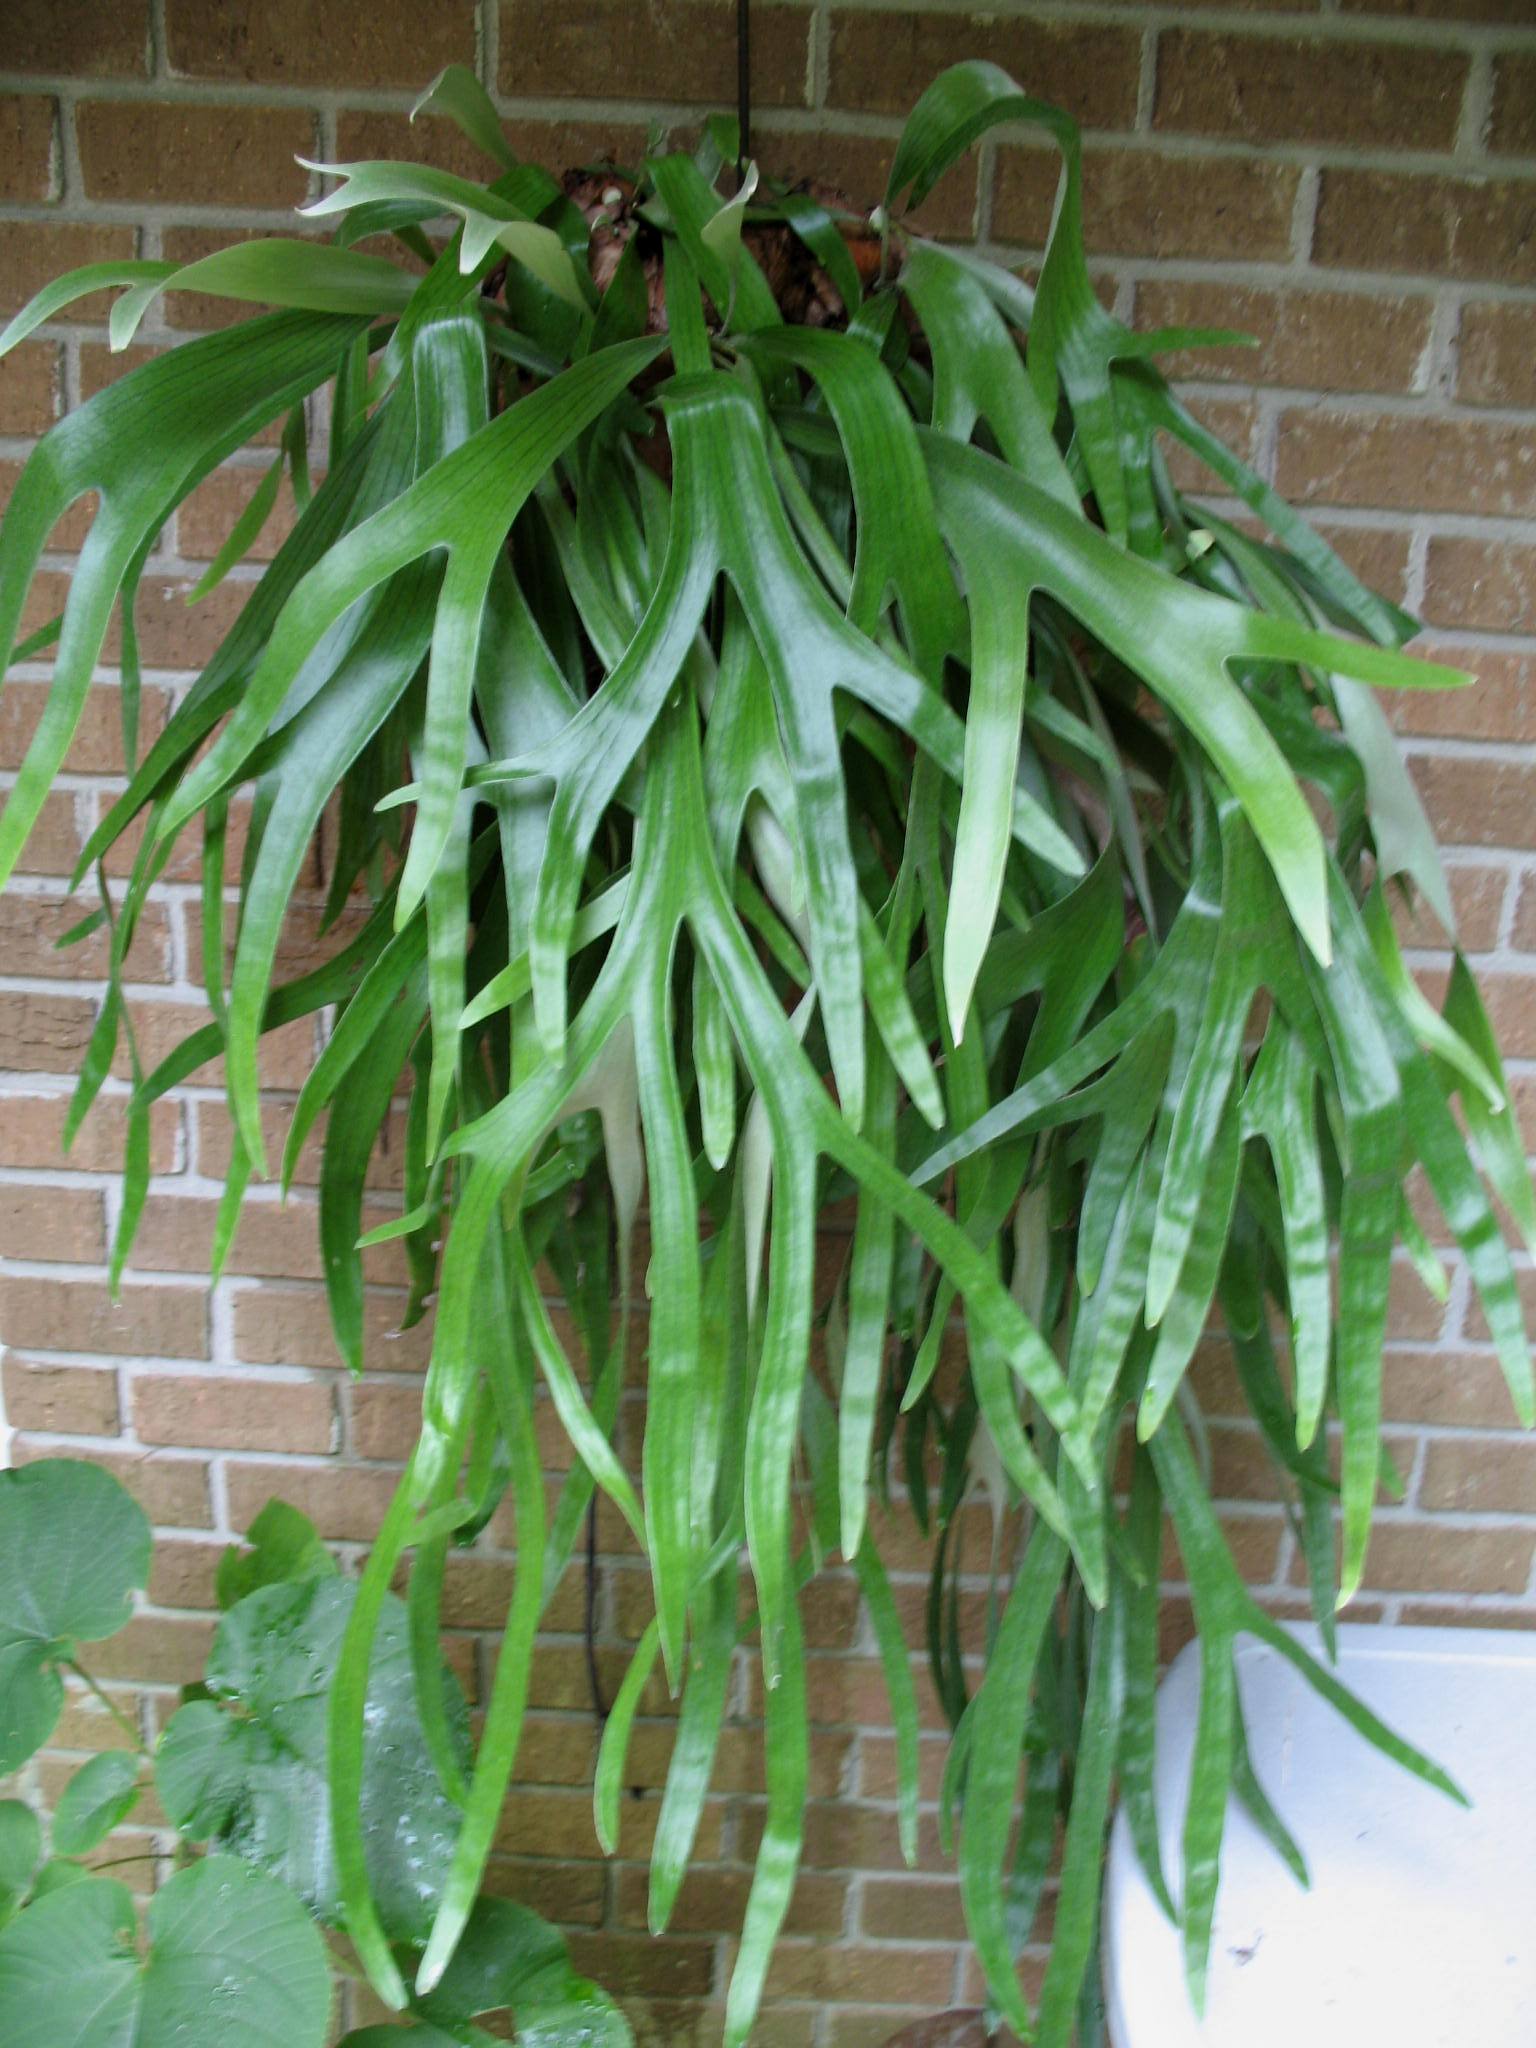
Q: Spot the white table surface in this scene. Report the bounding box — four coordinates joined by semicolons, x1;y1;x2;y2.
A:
1102;1623;1536;2047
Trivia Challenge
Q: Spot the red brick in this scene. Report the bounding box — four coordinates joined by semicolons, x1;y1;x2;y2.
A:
0;222;137;318
1135;281;1432;396
826;11;1139;128
1154;30;1466;151
135;1372;336;1453
1491;53;1536;158
5;1;149;75
0;95;57;203
0;1184;106;1263
1314;171;1536;287
1;1356;120;1434
1274;408;1536;518
498;0;809;108
76;101;315;209
0;1271;206;1358
166;0;474;88
1457;301;1536;410
994;146;1300;261
147;1537;225;1611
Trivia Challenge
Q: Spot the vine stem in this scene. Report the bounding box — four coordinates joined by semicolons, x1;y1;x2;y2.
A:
64;1659;144;1751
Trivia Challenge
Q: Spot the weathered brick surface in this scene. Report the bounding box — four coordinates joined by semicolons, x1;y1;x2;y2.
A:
165;0;476;89
4;7;1536;2035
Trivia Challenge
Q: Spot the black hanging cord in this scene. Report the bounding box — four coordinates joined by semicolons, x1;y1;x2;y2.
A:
736;0;752;184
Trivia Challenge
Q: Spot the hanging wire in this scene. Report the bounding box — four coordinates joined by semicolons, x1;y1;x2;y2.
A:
736;0;752;186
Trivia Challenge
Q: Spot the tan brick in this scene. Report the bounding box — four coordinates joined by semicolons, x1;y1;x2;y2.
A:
994;146;1300;261
350;1378;432;1461
1;1355;120;1434
9;1438;211;1525
1314;171;1536;287
225;1458;402;1540
1423;539;1536;635
1274;408;1536;518
0;892;172;984
0;95;57;204
50;1685;144;1751
858;1730;948;1804
156;226;315;338
167;0;474;87
1411;755;1536;854
1421;1438;1536;1514
0;222;137;317
234;1283;434;1371
1396;861;1507;954
1341;0;1535;19
336;109;542;188
0;1184;106;1264
1161;395;1259;490
77;101;315;208
10;791;86;879
135;1371;336;1453
1333;1520;1536;1596
499;0;809;108
757;1940;956;2007
1458;301;1536;411
761;129;976;239
861;1875;968;1944
194;1097;354;1191
1155;30;1465;151
0;681;171;774
616;1864;848;1938
1135;281;1432;396
0;1273;207;1358
0;1091;180;1176
826;10;1139;128
131;1193;405;1288
147;1537;226;1611
1390;648;1536;748
1491;53;1536;159
89;1613;215;1685
1313;523;1414;607
567;1930;715;2001
6;1;149;76
0;989;98;1072
0;339;58;435
123;1000;316;1093
482;1855;605;1925
177;461;301;564
1514;873;1536;952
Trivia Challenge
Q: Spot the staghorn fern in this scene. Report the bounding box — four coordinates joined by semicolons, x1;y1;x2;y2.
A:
1;58;1531;2047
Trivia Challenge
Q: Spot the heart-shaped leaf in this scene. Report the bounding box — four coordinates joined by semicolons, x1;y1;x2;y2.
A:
50;1755;141;1858
156;1576;467;1943
216;1499;337;1611
0;1462;150;1772
0;1855;331;2048
0;1803;41;1927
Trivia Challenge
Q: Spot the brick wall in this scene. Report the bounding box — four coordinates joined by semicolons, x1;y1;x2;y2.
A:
2;2;1535;2042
